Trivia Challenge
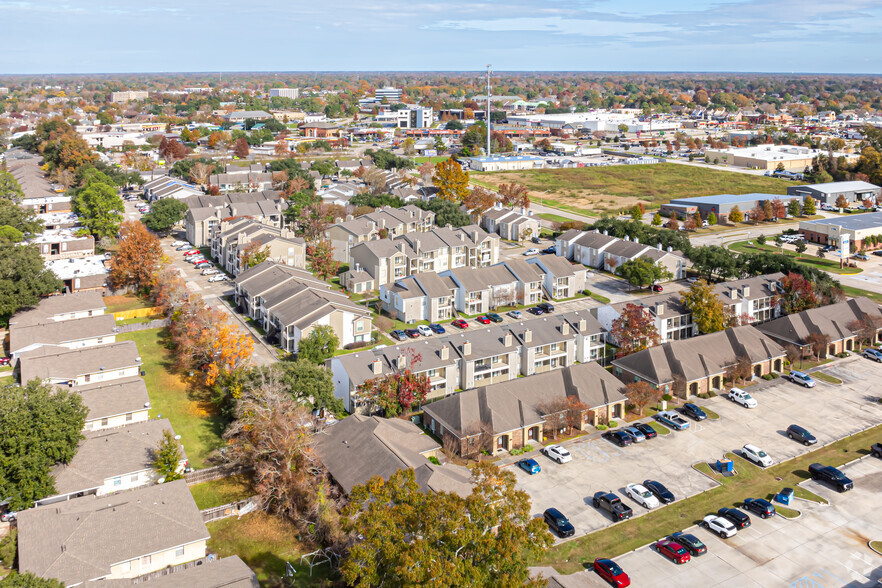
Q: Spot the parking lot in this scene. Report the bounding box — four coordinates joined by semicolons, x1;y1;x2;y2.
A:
547;456;882;587
515;355;882;541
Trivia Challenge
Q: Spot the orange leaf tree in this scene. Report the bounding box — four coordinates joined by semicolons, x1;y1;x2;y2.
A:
109;220;162;291
432;158;470;202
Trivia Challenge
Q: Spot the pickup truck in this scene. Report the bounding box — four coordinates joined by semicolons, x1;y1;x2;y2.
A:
871;443;882;459
654;410;690;431
592;491;633;522
808;463;854;492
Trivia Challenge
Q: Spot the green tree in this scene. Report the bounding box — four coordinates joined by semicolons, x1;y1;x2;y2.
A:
0;171;25;201
0;572;65;588
341;462;551;588
274;360;341;412
416;198;471;227
72;170;124;239
802;197;817;215
728;205;743;223
795;241;807;257
152;429;184;482
615;258;673;290
757;234;767;245
681;280;729;334
445;120;464;131
297;325;339;364
141;198;188;233
629;204;644;220
433;158;470;202
707;212;717;225
651;212;662;226
787;199;802;217
0;380;87;510
0;243;62;325
689;245;736;281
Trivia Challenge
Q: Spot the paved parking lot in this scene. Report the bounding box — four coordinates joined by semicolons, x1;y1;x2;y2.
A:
514;355;882;542
544;456;882;587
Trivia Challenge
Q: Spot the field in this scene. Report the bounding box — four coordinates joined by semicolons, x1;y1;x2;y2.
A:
117;328;225;468
103;294;153;314
471;164;792;216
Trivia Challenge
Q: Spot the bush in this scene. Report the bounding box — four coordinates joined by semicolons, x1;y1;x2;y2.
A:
608;420;618;428
0;528;16;568
511;444;534;456
836;352;849;358
761;374;774;381
596;424;608;431
428;456;441;465
697;393;709;399
706;390;717;397
343;341;371;350
662;394;673;402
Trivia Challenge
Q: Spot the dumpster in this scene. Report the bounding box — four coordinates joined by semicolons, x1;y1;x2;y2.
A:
716;458;734;474
776;487;794;505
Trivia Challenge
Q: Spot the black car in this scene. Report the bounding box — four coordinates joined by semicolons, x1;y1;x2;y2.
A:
743;498;776;518
486;312;503;323
680;403;707;421
527;307;544;316
787;424;818;446
718;507;751;529
667;532;707;556
808;463;854;492
634;422;657;439
537;302;555;313
404;328;421;339
602;430;632;447
390;329;407;341
643;480;675;504
543;508;575;537
874;250;882;257
542;246;556;254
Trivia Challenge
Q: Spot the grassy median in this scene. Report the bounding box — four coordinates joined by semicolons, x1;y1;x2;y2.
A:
534;423;879;574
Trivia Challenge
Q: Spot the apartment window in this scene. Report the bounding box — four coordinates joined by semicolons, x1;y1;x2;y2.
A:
97;337;103;344
175;546;185;558
141;555;151;566
126;413;133;422
356;322;364;333
101;418;109;427
131;474;139;482
88;310;93;317
84;374;91;383
112;477;121;486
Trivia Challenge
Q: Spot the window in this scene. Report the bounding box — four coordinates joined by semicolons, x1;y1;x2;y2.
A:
84;374;91;383
141;555;151;566
126;413;133;422
112;477;121;486
101;418;109;427
175;546;185;558
97;337;103;344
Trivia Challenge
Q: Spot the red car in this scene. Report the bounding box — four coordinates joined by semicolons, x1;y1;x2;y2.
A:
592;558;630;587
183;249;201;257
651;284;663;292
451;319;469;329
475;315;491;324
654;540;691;565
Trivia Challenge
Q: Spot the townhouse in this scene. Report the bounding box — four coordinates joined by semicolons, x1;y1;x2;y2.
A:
560;309;606;364
9;313;117;360
525;255;589;300
210;218;306;277
30;229;95;260
76;377;151;432
18;341;142;386
445;326;522;389
611;325;787;399
756;297;882;358
509;317;577;377
18;481;209;586
184;191;286;247
498;259;546;306
422;361;627;456
9;291;107;328
443;264;521;315
713;273;785;325
379;272;457;323
556;229;687;280
325;205;436;261
234;261;373;352
481;206;541;242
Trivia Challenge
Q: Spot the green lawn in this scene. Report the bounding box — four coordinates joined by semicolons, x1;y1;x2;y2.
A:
0;375;14;386
413;155;450;165
728;241;862;275
534;423;880;574
812;371;843;385
871;540;882;553
103;294;153;314
699;406;720;420
189;475;254;510
842;285;882;305
207;512;334;587
649;421;671;435
537;212;578;224
472;165;791;216
117;328;225;468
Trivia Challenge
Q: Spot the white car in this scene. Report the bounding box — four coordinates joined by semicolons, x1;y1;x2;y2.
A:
727;387;757;408
540;445;572;464
417;325;433;337
741;444;773;467
207;275;228;283
201;268;219;276
171;240;188;247
625;483;660;509
523;248;539;256
702;515;737;538
186;256;206;264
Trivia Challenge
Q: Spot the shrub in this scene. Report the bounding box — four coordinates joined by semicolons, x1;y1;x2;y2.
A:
706;390;717;397
662;394;672;402
510;445;534;456
428;456;441;465
697;393;709;399
596;424;608;431
836;352;849;358
343;341;371;350
761;374;774;381
608;420;618;428
0;528;16;568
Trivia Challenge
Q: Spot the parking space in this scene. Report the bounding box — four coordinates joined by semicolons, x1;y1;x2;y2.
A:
516;355;882;543
558;456;882;587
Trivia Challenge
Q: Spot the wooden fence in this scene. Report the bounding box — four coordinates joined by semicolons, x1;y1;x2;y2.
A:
184;464;248;486
201;496;260;523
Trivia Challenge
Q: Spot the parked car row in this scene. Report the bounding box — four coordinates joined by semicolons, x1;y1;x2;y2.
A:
602;422;658;446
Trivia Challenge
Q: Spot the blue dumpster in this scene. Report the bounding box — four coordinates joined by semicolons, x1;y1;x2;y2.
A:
776;487;794;505
716;459;734;473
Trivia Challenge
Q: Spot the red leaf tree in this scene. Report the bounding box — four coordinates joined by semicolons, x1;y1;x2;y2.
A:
610;303;661;357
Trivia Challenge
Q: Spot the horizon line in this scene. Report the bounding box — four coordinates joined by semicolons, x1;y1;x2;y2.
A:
2;70;882;78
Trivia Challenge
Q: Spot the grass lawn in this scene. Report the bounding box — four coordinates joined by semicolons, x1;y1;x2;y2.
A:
117;328;225;468
728;241;862;275
103;294;153;314
534;424;880;574
699;406;720;420
585;291;611;304
189;475;254;510
537;212;578;224
471;165;791;216
871;540;882;553
413;155;450;164
842;285;882;305
0;375;14;386
812;371;843;385
650;421;671;435
115;316;157;326
207;512;334;587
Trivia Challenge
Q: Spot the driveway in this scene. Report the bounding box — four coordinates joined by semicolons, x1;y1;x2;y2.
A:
513;355;882;542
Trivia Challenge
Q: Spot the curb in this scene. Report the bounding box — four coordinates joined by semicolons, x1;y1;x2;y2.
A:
868;541;882;557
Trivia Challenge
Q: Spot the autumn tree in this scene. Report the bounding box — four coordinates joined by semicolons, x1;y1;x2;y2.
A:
667;211;679;231
803;197;817;215
835;194;849;209
778;272;820;313
847;314;882;349
610;303;661;357
358;350;429;417
341;462;552;588
750;202;766;223
724;355;752;385
433;158;470;202
418;162;434;183
109;220;162;290
565;396;589;431
692;210;702;228
537;397;569;439
307;239;339;281
805;332;832;360
223;381;342;545
233;137;250;158
152;429;184;482
728;205;744;223
239;240;271;269
624;381;662;416
297;325;339;364
462;186;497;216
771;198;786;219
762;199;774;221
498;183;530;208
681;279;729;334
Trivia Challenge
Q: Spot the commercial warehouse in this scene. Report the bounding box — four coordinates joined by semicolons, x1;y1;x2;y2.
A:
660;193;799;221
787;181;881;207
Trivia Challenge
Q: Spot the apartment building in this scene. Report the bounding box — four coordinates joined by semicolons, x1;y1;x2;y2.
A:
713;273;785;325
379;272;457;323
556;229;687;281
525;255;589;300
18;341;142;386
30;229;95;261
481;206;541;242
210;218;306;277
183;191;286;247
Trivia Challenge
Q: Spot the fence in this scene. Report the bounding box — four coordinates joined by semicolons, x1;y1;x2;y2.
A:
113;307;163;321
201;496;260;523
184;464;248;486
116;318;170;333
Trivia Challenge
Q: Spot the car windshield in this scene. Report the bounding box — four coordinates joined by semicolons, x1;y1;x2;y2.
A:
758;450;767;457
604;561;623;576
743;393;753;399
672;546;687;554
638;489;652;498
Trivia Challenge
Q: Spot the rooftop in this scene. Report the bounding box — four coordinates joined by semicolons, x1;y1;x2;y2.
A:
46;255;109;280
801;211;882;231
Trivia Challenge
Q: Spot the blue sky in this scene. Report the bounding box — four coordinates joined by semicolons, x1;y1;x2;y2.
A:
2;0;882;74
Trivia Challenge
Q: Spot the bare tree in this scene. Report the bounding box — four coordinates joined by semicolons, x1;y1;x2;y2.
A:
847;315;882;349
725;355;752;385
442;432;461;459
189;162;213;186
539;398;569;439
565;396;589;431
463;420;495;458
490;285;517;309
805;332;832;359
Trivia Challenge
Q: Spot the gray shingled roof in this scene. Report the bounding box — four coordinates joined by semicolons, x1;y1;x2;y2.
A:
73;377;150;423
9;314;117;355
100;556;258;588
19;341;141;383
10;292;106;328
756;297;882;346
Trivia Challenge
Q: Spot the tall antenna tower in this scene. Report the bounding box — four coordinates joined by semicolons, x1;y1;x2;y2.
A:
486;64;492;157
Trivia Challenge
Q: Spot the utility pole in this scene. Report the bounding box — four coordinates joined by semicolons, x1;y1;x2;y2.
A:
486;64;492;157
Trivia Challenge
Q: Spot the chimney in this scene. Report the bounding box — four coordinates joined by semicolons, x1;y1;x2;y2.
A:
657;243;662;250
560;322;569;335
346;214;354;221
397;354;406;369
624;235;630;241
524;328;532;343
372;358;382;374
603;230;608;236
504;332;513;347
440;344;449;361
461;341;471;356
742;285;750;297
579;318;587;331
655;303;665;316
667;246;673;252
730;288;739;300
634;237;639;244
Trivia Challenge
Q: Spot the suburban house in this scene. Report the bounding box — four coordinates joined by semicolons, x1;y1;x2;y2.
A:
713;273;785;325
39;418;185;505
210;218;306;277
30;229;95;261
18;341;142;386
101;556;258;588
422;361;627;455
481;206;541;242
75;377;151;432
17;480;209;586
328;338;460;412
756;297;882;357
9;313;117;361
379;272;457;323
234;261;373;352
556;229;687;280
611;325;787;399
313;415;472;496
525;255;589;300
